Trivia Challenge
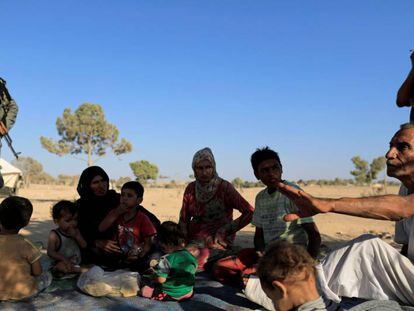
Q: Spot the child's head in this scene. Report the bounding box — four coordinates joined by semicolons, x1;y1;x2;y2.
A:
251;147;283;187
257;241;317;311
52;200;78;232
120;181;144;209
0;196;33;233
157;221;186;253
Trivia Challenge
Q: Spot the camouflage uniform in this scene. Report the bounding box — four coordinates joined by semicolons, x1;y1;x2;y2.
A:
0;78;19;188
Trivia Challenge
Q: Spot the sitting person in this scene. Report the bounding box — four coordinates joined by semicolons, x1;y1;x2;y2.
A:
0;196;52;301
47;200;87;276
213;147;321;287
257;241;341;311
99;181;158;272
275;123;414;305
179;147;254;270
141;221;197;301
77;166;122;266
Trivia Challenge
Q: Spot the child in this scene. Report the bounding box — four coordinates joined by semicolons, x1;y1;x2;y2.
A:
99;181;158;271
212;147;321;286
251;146;321;257
257;241;341;311
0;196;52;300
47;200;87;276
141;221;197;301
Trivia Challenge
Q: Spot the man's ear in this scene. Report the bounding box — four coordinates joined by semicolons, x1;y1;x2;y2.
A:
253;170;260;180
272;280;287;298
137;197;143;204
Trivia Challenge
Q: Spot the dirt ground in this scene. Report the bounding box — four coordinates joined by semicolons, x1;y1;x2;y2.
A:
18;184;400;249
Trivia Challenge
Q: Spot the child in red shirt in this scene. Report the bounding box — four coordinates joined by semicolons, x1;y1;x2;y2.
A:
99;181;158;271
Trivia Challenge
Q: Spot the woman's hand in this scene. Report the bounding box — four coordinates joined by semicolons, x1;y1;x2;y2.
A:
95;239;122;254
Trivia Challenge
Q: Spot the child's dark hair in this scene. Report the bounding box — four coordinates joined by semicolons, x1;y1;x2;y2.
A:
52;200;78;220
0;196;33;231
157;221;186;247
122;181;144;198
257;241;315;289
251;146;282;172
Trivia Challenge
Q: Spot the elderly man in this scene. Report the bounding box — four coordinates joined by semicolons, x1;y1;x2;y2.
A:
276;123;414;305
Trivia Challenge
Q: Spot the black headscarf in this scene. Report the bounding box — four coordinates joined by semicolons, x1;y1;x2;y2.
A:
76;166;120;244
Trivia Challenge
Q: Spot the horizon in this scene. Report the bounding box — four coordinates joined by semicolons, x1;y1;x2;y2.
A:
1;1;413;183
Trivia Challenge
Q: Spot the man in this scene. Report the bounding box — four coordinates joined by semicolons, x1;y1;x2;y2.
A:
276;123;414;305
0;78;19;188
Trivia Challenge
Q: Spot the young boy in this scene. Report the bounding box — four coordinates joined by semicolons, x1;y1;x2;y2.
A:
141;221;197;301
0;196;52;300
212;147;321;287
251;147;321;258
99;181;157;271
257;241;341;311
47;200;87;276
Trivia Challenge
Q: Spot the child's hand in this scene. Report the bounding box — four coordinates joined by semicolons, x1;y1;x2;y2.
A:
115;203;129;215
67;227;81;238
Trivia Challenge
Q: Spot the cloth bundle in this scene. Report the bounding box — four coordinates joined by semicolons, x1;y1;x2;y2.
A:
77;266;139;297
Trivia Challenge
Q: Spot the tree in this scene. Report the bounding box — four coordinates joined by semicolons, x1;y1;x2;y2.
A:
350;156;386;184
12;156;44;186
231;177;244;188
114;176;132;191
129;160;158;183
40;103;132;166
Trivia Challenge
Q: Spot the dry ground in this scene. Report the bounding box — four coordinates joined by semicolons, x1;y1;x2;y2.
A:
17;184;400;249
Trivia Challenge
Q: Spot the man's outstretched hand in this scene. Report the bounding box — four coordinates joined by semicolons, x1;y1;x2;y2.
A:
0;122;8;136
275;181;332;221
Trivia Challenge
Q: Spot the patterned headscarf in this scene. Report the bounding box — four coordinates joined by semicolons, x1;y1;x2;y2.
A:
192;147;222;203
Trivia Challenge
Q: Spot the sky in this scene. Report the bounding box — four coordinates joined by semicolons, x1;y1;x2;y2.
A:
0;1;413;182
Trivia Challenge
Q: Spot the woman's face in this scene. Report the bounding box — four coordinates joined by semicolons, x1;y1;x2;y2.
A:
194;159;215;184
89;175;108;196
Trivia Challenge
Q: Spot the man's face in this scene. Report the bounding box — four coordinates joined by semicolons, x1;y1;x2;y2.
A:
255;159;282;188
385;128;414;180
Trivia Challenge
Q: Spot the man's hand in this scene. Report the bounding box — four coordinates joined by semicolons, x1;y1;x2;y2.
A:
275;181;332;221
95;239;122;254
0;122;8;136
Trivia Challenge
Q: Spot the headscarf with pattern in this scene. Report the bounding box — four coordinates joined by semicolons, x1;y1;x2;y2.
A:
192;147;223;203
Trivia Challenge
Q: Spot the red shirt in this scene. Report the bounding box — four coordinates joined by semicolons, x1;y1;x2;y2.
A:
179;180;253;249
115;210;157;254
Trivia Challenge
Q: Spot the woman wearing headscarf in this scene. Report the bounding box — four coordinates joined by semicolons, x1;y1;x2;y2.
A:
178;148;254;270
77;166;122;265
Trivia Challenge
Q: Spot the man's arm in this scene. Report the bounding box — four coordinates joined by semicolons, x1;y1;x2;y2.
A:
397;52;414;107
277;182;414;221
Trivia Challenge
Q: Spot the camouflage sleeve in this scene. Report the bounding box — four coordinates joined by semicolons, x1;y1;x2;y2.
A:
3;98;18;130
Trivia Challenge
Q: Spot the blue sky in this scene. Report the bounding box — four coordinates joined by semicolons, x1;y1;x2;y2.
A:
1;1;413;182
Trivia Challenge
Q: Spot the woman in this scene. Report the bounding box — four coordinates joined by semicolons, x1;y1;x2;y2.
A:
77;166;122;266
179;148;254;270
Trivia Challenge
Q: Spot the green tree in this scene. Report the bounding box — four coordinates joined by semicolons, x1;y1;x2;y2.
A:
350;156;386;184
114;176;132;191
350;156;369;184
12;156;44;186
231;177;244;188
40;103;132;166
129;160;158;183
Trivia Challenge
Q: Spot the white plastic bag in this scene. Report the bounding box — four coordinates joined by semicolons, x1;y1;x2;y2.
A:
77;266;140;297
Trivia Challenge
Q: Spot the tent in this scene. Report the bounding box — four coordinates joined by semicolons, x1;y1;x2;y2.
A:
0;158;22;194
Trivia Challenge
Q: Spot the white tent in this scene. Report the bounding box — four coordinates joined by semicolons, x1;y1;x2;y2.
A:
0;158;22;190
